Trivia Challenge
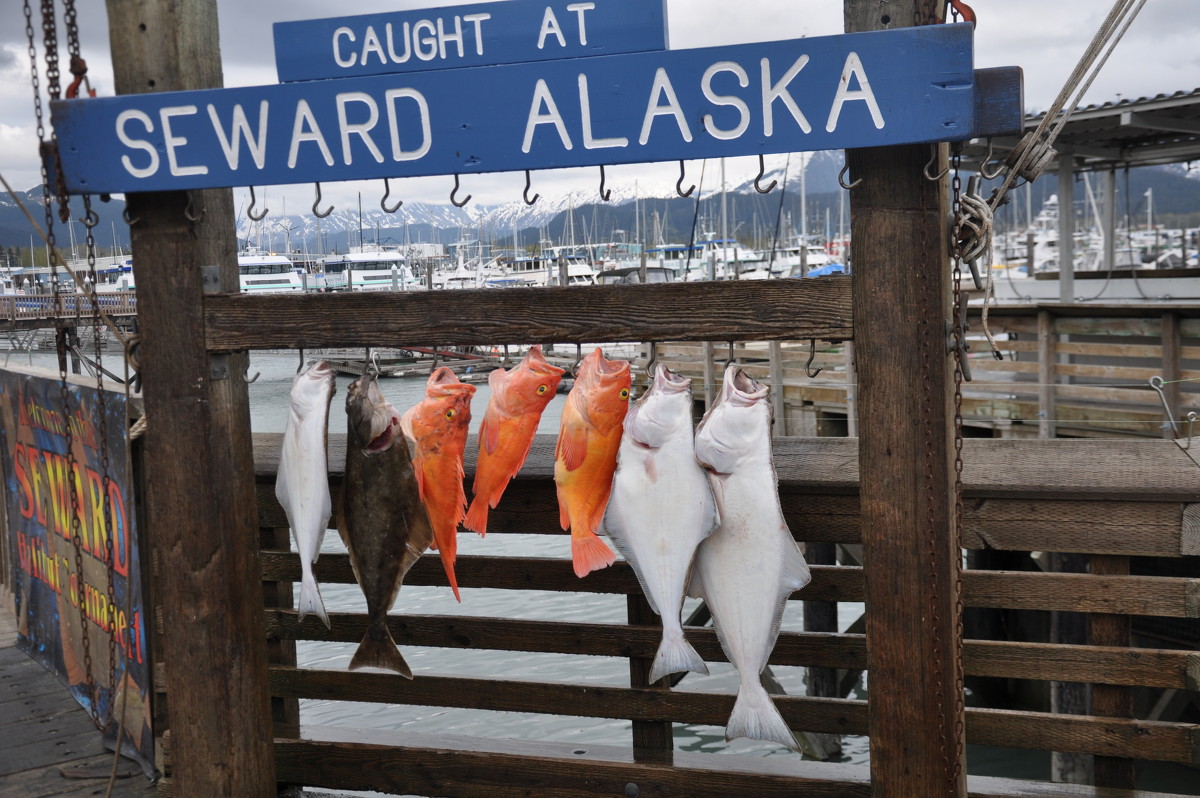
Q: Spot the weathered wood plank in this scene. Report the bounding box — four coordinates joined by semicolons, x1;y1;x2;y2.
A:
106;2;276;795
261;553;1199;617
204;278;854;350
263;610;1197;689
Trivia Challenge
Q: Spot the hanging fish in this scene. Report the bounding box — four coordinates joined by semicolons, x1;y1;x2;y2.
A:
275;360;336;628
464;345;565;536
554;348;630;577
339;370;434;677
401;367;477;602
688;366;811;751
604;364;718;682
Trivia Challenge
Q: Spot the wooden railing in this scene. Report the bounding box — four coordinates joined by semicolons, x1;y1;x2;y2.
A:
210;432;1200;798
0;292;138;322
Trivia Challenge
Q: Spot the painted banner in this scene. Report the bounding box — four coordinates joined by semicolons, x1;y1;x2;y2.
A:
274;0;670;82
50;24;974;195
0;365;151;769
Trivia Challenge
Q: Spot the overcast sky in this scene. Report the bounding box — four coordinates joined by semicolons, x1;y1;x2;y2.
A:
1;0;1196;215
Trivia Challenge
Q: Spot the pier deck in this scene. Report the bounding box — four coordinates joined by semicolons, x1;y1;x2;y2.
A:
0;609;155;797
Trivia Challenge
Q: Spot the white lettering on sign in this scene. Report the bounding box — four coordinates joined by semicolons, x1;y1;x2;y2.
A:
578;74;627;149
522;79;573;152
331;14;492;68
639;68;692;145
115;110;159;179
701;61;750;141
207;101;269;170
337;92;385;165
160;106;208;177
384;88;432;161
826;52;884;132
566;3;596;45
288;100;335;168
537;8;566;49
762;55;811;136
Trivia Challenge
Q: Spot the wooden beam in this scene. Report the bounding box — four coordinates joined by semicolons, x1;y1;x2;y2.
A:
203;278;853;351
104;1;275;795
845;1;965;793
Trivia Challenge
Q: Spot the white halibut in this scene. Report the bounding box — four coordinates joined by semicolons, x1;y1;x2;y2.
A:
276;360;337;628
689;365;811;751
604;365;718;683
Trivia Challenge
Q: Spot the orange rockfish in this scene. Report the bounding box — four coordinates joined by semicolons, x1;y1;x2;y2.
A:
464;345;565;536
554;348;630;577
402;367;477;602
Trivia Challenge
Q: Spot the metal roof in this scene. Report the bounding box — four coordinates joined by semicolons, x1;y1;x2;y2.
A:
960;88;1200;172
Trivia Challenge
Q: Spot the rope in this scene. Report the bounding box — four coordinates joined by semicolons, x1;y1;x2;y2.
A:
989;0;1149;213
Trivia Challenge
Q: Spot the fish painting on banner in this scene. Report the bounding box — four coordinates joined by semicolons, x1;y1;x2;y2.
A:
0;364;152;770
49;24;975;195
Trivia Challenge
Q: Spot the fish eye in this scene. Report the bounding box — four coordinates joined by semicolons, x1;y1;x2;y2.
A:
619;388;630;400
537;385;548;395
445;409;456;420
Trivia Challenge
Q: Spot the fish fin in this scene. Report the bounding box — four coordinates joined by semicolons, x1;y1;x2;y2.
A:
438;527;462;603
399;406;417;445
487;365;510;394
601;496;660;616
781;537;812;592
556;424;589;472
348;623;413;678
463;495;490;537
726;680;801;752
649;629;708;684
479;409;501;456
297;570;330;629
571;532;616;578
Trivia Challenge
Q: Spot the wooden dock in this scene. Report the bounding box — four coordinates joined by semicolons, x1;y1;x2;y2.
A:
0;610;155;797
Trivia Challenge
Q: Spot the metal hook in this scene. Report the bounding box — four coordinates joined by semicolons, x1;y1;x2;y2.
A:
979;138;1005;180
79;207;100;229
571;343;583;376
676;160;695;198
297;347;305;374
599;165;612;202
312;183;333;218
502;344;512;368
923;147;949;181
450;174;471;208
431;345;439;372
1149;376;1197;447
646;341;658;376
805;339;823;379
381;179;403;213
722;341;735;371
121;207;140;226
248;186;268;221
754;154;777;194
523;171;539;206
184;192;205;222
243;364;261;384
837;163;862;190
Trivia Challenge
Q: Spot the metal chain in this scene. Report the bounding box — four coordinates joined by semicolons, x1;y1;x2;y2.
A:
948;151;969;794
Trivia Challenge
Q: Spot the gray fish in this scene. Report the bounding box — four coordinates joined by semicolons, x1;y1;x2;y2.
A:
275;360;336;628
339;370;434;677
604;364;718;683
689;366;811;751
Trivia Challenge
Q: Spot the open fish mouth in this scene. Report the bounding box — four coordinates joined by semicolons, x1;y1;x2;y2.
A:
652;364;689;394
724;366;769;406
365;413;401;453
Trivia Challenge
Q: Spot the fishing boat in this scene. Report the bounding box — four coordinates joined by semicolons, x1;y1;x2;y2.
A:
237;247;303;294
317;245;421;292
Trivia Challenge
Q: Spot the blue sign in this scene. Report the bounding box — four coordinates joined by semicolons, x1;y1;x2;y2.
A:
50;24;975;195
274;0;670;82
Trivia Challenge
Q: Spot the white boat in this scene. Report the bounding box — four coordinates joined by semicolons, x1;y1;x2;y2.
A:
318;245;421;292
237;248;303;294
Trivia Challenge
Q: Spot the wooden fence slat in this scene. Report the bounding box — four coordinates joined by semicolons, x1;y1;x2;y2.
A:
267;669;1200;763
263;610;1199;690
204;278;853;350
259;553;1200;617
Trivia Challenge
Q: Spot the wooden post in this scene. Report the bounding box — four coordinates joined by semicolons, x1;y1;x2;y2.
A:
803;542;841;757
1038;310;1056;439
1090;554;1135;789
844;341;859;438
1162;312;1181;440
627;594;673;764
768;341;787;436
1050;554;1092;784
105;1;276;795
845;3;966;795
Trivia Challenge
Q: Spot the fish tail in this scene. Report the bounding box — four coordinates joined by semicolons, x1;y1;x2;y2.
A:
297;569;330;629
348;620;413;678
649;627;709;684
463;494;490;537
726;680;800;752
441;551;462;603
571;531;616;578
